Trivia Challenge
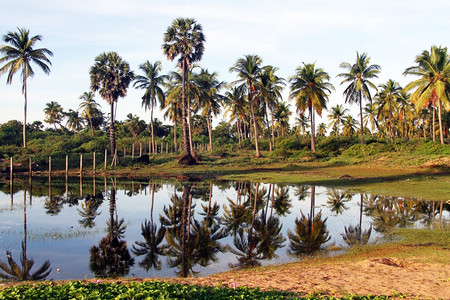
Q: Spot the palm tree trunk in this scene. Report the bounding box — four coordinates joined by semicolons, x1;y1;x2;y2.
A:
180;60;193;164
237;119;242;149
266;108;272;152
89;116;94;136
173;121;177;152
23;79;27;148
432;107;436;142
310;109;316;153
249;93;261;157
359;99;364;144
110;101;116;155
150;102;155;154
270;107;275;149
437;99;444;144
207;111;213;152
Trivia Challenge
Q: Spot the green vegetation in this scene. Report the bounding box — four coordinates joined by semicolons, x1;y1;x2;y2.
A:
0;280;396;299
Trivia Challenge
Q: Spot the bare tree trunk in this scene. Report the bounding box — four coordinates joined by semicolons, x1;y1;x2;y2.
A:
249;92;261;157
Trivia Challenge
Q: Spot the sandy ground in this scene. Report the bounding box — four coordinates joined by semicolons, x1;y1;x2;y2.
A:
171;257;449;299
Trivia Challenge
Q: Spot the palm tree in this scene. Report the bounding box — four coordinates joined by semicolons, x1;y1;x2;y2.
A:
230;54;264;157
89;51;134;155
342;114;358;136
43;101;64;129
294;115;310;136
133;61;167;154
78;91;101;136
224;86;247;148
273;101;291;137
317;122;327;136
375;79;402;142
124;113;146;138
363;102;380;137
338;52;381;144
327;104;348;137
0;28;53;148
289;63;334;152
65;109;84;132
404;45;450;144
163;18;205;165
258;66;286;150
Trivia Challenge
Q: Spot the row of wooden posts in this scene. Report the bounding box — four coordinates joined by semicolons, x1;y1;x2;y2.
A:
8;142;211;177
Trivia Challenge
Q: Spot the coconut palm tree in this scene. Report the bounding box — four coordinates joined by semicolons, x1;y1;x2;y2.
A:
294;115;310;136
273;101;291;138
404;45;450;144
0;28;53;148
342;114;358;136
133;61;167;154
289;63;334;152
375;79;402;142
257;65;286;150
224;86;247;148
78;91;101;136
43;101;64;130
124;113;146;138
338;52;381;144
317;122;327;136
197;68;225;151
230;54;264;157
363;102;380;137
327;104;348;137
89;51;134;155
65;109;84;133
163;18;205;165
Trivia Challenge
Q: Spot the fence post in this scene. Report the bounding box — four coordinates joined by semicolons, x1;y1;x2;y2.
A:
114;149;117;166
93;152;96;174
140;142;142;157
10;157;13;179
48;156;52;179
132;143;135;159
79;154;83;174
104;149;107;170
124;147;126;158
65;155;68;176
149;141;151;154
29;157;32;178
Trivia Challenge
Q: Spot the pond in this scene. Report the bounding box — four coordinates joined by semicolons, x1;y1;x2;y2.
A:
0;176;448;280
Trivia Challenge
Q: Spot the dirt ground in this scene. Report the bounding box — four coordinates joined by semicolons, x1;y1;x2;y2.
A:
170;257;449;299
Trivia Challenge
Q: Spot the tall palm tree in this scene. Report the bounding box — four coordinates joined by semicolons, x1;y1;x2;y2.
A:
133;61;167;154
257;65;286;150
273;101;291;137
43;101;64;129
78;91;101;136
289;63;334;152
163;18;205;165
327;104;348;137
0;28;53;148
197;68;225;151
375;79;402;142
89;51;134;155
224;86;247;148
338;52;381;144
230;54;264;157
404;45;450;144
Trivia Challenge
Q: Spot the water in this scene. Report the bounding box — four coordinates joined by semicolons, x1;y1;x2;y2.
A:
0;176;447;280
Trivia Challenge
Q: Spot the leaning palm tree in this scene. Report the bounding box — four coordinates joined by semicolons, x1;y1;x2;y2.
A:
78;91;101;136
133;61;167;154
338;52;381;144
163;18;205;165
230;54;264;157
0;28;53;148
89;51;134;155
289;63;334;152
404;45;450;144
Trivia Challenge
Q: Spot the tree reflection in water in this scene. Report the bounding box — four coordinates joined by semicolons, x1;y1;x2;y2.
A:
0;190;51;281
288;186;330;255
342;194;372;246
89;186;134;278
77;193;103;228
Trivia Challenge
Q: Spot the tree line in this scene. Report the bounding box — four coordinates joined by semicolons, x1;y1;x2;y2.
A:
1;19;449;165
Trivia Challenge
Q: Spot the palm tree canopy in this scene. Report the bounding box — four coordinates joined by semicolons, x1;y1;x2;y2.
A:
133;60;167;111
89;51;134;105
162;18;205;70
0;28;53;91
229;54;263;92
289;63;334;116
337;52;381;105
403;45;450;111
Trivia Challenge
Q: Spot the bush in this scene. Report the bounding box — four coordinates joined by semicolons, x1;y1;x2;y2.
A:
414;141;450;155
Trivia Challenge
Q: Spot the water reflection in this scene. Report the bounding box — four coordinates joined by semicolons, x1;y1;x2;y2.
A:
0;176;448;280
0;190;51;281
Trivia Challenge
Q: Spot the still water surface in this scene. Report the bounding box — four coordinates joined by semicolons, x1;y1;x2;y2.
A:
0;177;447;280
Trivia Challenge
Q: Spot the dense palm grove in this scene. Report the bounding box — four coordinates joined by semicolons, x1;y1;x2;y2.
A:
0;19;449;165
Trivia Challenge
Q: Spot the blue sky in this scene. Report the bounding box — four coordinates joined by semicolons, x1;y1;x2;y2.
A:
1;0;449;127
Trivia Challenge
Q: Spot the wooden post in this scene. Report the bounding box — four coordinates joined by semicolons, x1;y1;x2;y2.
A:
29;157;32;178
140;142;142;157
10;157;13;179
80;154;83;174
114;149;117;166
166;143;168;154
104;149;107;170
93;152;96;174
132;143;135;159
124;147;126;158
149;140;151;154
161;141;163;153
65;155;68;176
49;156;52;178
